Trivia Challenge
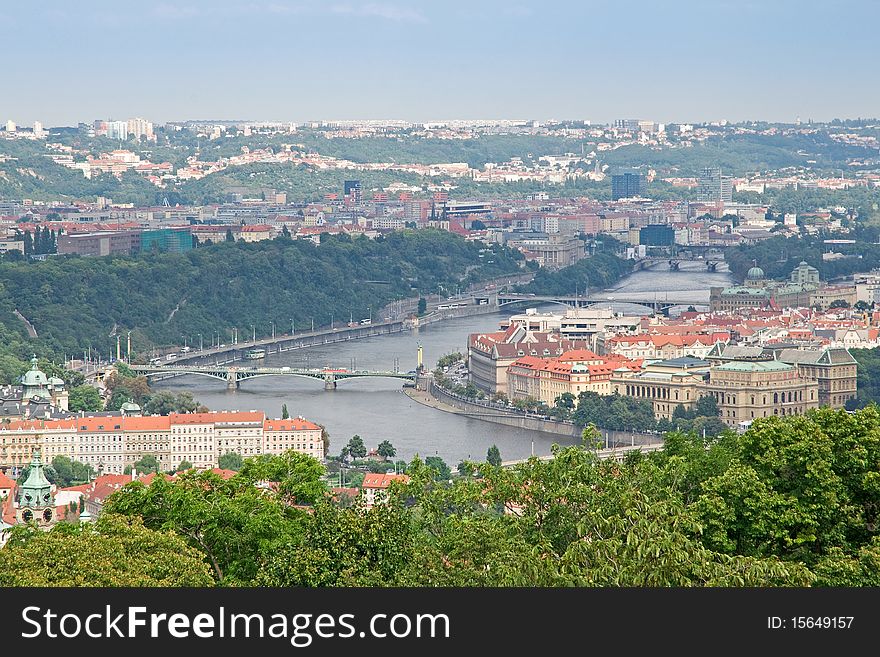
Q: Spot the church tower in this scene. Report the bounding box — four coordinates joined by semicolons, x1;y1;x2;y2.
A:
16;449;56;527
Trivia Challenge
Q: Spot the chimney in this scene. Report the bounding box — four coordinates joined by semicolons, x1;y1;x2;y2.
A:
131;468;137;481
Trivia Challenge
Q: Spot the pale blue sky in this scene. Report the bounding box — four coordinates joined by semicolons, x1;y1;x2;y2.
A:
4;0;878;125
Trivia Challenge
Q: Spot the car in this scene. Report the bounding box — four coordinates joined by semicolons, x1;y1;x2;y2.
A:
219;344;226;348
281;366;291;371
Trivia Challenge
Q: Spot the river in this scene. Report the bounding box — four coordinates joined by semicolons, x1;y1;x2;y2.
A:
155;264;733;465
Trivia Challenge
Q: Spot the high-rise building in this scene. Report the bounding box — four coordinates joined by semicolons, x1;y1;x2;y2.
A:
611;168;645;200
106;120;128;140
5;120;16;133
32;121;43;137
344;180;362;203
696;167;733;203
613;119;640;132
126;117;154;141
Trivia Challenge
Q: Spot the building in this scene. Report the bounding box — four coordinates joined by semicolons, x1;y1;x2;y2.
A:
441;201;493;218
611;168;645;201
140;227;193;253
57;230;142;256
0;410;324;475
702;361;819;426
611;356;820;425
0;356;69;421
12;450;58;528
790;260;820;286
775;348;857;408
639;224;675;247
361;473;409;509
507;350;641;405
696;167;733;203
611;357;711;420
810;285;857;311
468;325;583;395
106;120;129;140
344;180;362;203
507;233;586;269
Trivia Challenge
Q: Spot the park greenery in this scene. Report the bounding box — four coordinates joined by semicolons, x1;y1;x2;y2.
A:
3;406;880;586
0;230;524;380
727;228;880;283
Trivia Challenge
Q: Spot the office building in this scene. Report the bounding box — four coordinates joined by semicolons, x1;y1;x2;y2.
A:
639;224;675;246
696;167;733;203
344;180;362;203
611;168;645;200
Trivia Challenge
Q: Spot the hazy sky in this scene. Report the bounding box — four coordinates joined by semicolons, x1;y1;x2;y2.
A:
4;0;879;126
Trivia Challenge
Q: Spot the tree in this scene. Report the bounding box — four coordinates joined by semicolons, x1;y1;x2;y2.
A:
417;297;427;315
177;460;193;472
486;444;502;467
131;454;160;475
281;403;290;419
68;385;103;412
218;452;244;471
694;395;721;418
377;440;396;460
106;466;313;584
829;299;850;309
346;435;367;459
51;455;95;487
0;515;214;586
424;456;451;481
225;228;235;242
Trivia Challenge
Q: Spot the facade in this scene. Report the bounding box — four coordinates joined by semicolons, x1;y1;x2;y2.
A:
702;361;819;426
140;227;193;253
468;325;582;395
507;350;641;406
361;473;409;509
0;411;324;475
776;348;858;407
57;230;142;256
344;180;362;203
507;233;586;269
705;343;857;410
696;167;733;203
611;169;644;201
810;285;857;311
611;357;711;420
639;224;675;246
790;260;820;286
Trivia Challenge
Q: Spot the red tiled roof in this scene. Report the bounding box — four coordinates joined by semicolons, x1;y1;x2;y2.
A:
362;473;409;489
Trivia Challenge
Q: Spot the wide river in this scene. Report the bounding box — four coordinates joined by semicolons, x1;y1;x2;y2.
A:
156;263;733;464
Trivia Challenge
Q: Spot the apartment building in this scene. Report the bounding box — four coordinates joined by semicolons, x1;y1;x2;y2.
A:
0;411;324;475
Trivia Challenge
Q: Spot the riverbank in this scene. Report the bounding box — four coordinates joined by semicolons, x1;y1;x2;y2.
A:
405;382;663;448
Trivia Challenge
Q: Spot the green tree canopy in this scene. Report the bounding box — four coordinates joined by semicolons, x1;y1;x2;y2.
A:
0;515;213;586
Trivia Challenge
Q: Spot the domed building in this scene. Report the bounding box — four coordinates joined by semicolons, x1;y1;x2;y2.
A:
745;265;767;288
19;355;68;412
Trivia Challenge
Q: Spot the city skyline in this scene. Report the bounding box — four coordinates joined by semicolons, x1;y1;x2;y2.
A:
5;0;879;126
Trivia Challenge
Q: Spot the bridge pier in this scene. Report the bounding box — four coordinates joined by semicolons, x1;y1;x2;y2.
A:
227;370;239;390
324;373;336;391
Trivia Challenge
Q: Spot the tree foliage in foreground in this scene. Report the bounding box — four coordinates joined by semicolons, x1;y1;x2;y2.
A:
0;515;213;586
16;407;880;587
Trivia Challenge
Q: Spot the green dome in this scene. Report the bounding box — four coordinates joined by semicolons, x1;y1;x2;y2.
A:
20;355;48;388
746;266;765;280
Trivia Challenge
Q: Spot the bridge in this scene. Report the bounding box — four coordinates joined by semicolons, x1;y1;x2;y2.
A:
632;256;727;272
489;293;707;314
129;364;418;390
